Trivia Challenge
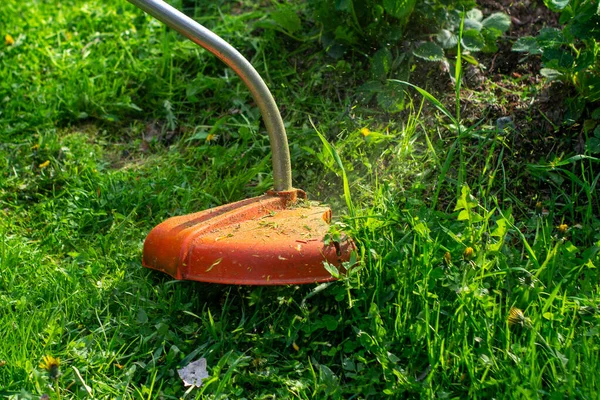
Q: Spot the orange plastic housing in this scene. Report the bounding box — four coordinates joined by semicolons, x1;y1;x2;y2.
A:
142;189;354;285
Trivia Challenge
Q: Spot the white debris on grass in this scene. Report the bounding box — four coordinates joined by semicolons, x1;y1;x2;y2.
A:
178;358;209;387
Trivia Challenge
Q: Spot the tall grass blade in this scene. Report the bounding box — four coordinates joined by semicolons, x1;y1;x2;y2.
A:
389;80;457;126
310;118;356;219
455;14;464;123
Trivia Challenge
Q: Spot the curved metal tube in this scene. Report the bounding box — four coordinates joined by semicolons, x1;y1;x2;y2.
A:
126;0;293;191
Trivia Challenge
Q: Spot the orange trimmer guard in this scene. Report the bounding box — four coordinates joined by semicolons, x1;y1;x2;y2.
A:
142;189;354;285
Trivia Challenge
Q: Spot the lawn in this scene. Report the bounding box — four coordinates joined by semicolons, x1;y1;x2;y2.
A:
1;0;599;398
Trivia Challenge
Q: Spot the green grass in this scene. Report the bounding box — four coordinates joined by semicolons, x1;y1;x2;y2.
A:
2;0;600;399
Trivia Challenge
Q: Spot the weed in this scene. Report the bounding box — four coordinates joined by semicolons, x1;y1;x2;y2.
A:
513;0;600;114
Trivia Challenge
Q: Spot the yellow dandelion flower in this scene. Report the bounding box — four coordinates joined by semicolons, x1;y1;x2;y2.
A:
5;34;15;46
39;355;61;379
463;247;474;260
557;223;568;235
443;251;452;265
39;160;50;169
360;127;371;137
508;307;524;326
205;133;217;142
31;144;40;150
508;307;531;327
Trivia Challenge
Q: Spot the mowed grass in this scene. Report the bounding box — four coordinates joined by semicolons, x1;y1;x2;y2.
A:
2;0;600;399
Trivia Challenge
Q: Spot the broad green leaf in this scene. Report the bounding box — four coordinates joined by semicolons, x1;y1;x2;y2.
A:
481;29;500;52
373;4;385;19
575;50;596;73
471;212;483;222
512;36;542;55
540;68;564;80
430;267;444;280
482;12;511;33
371;47;393;79
437;29;458;49
335;0;353;12
457;209;470;220
463;18;483;31
413;42;445;61
489;218;508;252
537;27;565;48
334;25;358;45
383;0;416;19
584;119;597;133
458;209;483;222
323;262;341;278
387;25;405;42
461;53;479;66
578;72;600;102
376;83;406;113
454;185;478;211
466;9;483;22
491;218;508;238
568;2;600;39
461;29;485;51
322;314;339;331
270;7;301;33
413;222;430;238
564;241;579;254
586;137;600;153
544;0;570;11
319;364;339;395
488;241;503;253
137;308;148;324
